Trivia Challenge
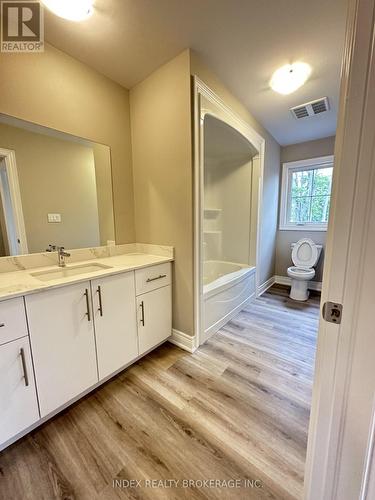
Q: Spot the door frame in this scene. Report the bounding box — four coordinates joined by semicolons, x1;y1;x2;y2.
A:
304;0;375;498
0;148;28;255
192;76;265;347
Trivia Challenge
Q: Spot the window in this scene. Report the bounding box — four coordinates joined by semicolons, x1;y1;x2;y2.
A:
279;155;334;230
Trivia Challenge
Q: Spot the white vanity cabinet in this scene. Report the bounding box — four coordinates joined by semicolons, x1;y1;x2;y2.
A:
135;263;172;355
1;260;172;448
25;282;98;417
91;272;138;380
0;335;39;446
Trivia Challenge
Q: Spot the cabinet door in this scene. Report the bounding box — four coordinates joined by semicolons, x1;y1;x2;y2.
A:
25;282;98;417
91;272;138;380
0;297;28;346
0;337;39;447
137;285;172;355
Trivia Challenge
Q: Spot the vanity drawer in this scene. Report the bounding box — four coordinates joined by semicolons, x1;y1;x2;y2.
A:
0;297;28;346
135;263;171;295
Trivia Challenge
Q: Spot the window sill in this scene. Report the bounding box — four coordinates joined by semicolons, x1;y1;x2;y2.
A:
279;225;328;232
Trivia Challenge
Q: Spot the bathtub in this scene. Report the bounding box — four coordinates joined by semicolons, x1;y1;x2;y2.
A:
202;260;256;342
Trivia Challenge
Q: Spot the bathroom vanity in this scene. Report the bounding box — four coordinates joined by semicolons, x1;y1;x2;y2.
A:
0;247;173;450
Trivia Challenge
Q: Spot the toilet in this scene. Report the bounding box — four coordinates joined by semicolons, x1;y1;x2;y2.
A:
287;238;322;301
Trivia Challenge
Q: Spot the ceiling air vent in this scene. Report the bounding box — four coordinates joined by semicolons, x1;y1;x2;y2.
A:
290;97;330;119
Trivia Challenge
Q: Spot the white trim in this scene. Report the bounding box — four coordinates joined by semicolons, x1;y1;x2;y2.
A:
274;275;322;291
193;76;265;348
279;155;334;231
304;0;375;498
257;275;276;296
0;148;28;255
169;329;197;353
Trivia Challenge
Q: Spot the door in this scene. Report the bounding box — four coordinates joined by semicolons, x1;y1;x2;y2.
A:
0;150;28;255
304;0;375;498
0;337;39;447
26;282;98;417
137;286;172;355
91;272;138;380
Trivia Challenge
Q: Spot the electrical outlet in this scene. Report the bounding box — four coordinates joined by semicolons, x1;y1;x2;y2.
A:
47;213;61;223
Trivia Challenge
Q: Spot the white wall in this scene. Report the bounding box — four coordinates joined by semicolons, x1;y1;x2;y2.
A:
204;159;253;264
275;136;336;281
203;114;255;265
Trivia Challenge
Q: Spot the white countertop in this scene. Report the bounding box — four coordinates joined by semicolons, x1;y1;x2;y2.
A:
0;253;173;302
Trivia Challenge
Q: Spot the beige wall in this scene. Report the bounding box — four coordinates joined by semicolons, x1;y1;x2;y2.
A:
0;122;103;253
275;136;336;281
131;50;281;336
0;44;134;243
130;50;193;335
190;51;281;286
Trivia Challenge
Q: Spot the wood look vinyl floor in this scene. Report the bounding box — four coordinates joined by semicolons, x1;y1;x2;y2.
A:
0;285;320;500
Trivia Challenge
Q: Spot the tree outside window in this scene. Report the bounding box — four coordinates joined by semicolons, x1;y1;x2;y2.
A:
280;156;334;230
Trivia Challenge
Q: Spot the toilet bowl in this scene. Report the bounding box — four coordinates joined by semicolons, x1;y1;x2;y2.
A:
287;238;322;301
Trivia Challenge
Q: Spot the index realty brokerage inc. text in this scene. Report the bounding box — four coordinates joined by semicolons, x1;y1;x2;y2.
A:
113;479;263;489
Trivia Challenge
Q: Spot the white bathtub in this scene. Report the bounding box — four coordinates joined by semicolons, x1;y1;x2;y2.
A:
202;260;256;342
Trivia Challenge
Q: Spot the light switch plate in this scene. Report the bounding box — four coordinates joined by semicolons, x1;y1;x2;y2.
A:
47;213;61;223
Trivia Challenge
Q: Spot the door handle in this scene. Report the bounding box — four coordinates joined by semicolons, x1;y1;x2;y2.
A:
0;323;4;328
140;301;145;326
97;285;103;316
20;348;29;387
84;289;91;322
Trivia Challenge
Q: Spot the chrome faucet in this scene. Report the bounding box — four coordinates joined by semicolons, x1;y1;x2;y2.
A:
46;244;71;267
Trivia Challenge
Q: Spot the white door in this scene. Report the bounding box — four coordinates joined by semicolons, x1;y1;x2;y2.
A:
91;272;138;380
304;0;375;498
0;150;28;255
0;337;39;447
137;286;172;355
26;282;98;417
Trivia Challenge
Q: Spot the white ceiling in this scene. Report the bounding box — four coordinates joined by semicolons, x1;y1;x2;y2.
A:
44;0;348;145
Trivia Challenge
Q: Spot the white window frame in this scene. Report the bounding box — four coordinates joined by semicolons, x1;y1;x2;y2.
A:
279;155;334;231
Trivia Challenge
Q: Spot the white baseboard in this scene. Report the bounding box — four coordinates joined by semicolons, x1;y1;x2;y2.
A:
169;329;197;353
257;276;276;296
274;275;322;291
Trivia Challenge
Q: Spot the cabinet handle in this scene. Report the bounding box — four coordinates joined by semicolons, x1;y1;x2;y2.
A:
84;289;91;322
97;285;103;316
146;274;167;283
0;323;4;328
20;348;29;387
140;301;145;326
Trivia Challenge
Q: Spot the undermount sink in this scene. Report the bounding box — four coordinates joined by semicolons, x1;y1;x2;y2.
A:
31;263;112;282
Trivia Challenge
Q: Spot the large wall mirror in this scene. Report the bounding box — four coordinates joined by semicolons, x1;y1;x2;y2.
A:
0;114;115;256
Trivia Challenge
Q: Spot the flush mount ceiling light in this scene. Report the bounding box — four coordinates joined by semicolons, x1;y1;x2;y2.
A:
270;62;312;95
41;0;94;21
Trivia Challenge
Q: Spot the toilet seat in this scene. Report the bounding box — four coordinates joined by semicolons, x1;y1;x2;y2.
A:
287;266;315;280
292;238;318;269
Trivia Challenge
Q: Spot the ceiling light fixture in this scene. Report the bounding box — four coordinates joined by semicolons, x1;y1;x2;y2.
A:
270;62;312;95
41;0;94;22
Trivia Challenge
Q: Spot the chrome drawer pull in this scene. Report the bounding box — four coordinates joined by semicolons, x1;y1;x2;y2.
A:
0;323;4;328
146;274;167;283
84;289;91;322
140;301;145;326
20;348;29;387
97;285;103;317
